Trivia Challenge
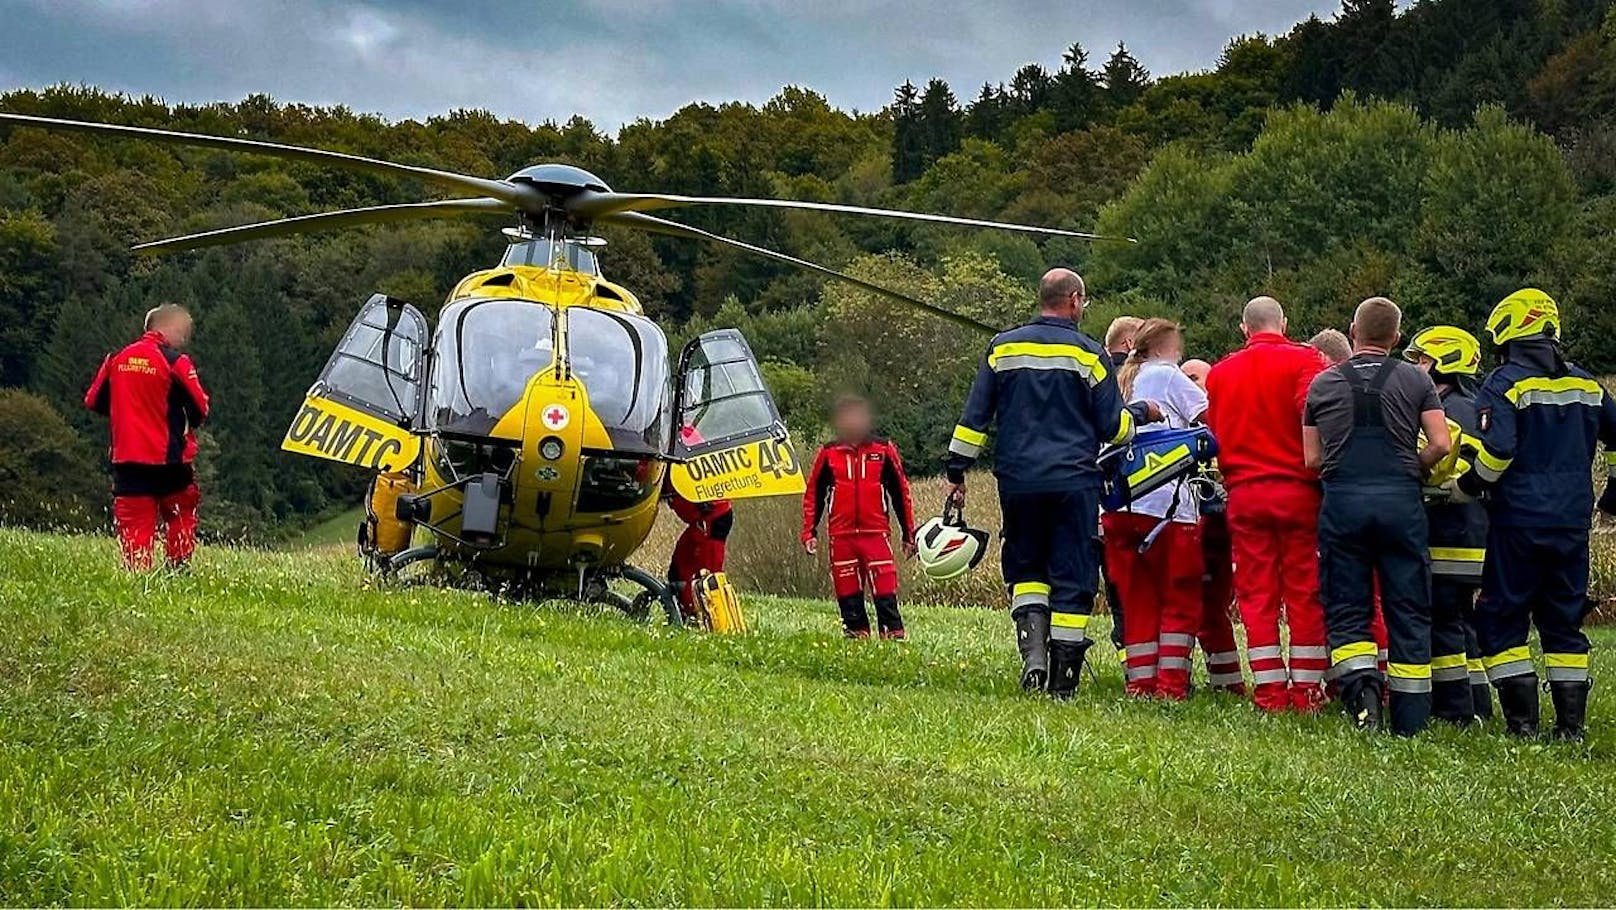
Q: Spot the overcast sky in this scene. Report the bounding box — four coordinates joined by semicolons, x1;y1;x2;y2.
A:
2;0;1342;130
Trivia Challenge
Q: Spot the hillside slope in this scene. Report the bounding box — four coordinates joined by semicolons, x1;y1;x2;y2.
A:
2;529;1614;905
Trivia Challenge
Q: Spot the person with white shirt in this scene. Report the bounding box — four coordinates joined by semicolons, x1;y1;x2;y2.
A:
1102;318;1209;699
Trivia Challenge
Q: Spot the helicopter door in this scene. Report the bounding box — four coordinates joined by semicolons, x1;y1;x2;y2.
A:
281;294;426;472
667;329;805;503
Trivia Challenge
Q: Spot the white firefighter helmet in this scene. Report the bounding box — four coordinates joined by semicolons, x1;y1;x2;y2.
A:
915;501;990;582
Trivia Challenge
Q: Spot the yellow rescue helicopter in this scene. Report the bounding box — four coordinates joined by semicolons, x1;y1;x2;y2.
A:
0;113;1119;622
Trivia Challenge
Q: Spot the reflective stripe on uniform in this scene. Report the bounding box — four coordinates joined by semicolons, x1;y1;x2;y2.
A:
1545;652;1590;683
1125;664;1157;681
949;424;986;458
1051;610;1090;642
1160;632;1196;649
1251;668;1289;684
1247;645;1283;661
1159;655;1193;671
1291;667;1327;684
1474;445;1512;482
1207;670;1245;687
1388;662;1432;694
1110;407;1136;445
1431;653;1470;682
1125;642;1159;659
1291;645;1329;661
1467;657;1488;685
988;342;1109;386
1010;581;1051;609
1505;376;1604;410
1331;641;1379;674
1430;547;1485;581
1484;645;1536;682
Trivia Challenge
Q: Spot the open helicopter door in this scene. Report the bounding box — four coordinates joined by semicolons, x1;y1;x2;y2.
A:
667;329;806;503
282;294;426;472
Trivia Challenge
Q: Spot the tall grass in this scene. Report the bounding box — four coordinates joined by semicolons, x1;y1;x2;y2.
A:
641;472;1012;608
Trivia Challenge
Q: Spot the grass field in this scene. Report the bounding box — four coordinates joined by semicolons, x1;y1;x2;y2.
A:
4;529;1616;906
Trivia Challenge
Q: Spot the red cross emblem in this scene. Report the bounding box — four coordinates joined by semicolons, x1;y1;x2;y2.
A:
541;404;570;430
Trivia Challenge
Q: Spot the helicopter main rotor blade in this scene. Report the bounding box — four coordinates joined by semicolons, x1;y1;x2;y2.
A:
132;198;512;255
578;192;1134;243
605;211;997;336
0;113;532;206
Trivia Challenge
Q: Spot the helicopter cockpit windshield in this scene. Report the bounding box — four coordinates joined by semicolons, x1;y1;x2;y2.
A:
567;308;671;454
500;238;600;275
430;299;555;437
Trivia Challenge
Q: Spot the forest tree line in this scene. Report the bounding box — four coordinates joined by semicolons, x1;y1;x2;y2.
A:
2;0;1615;538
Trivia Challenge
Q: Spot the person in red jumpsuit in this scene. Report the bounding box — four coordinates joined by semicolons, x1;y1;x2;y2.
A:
84;304;210;571
1204;297;1330;713
801;396;917;639
666;491;733;620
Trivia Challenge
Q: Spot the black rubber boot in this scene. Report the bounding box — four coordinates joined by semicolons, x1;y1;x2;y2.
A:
1432;679;1475;727
1496;676;1541;738
1014;608;1050;693
1550;680;1591;743
1471;681;1494;721
1341;673;1383;731
837;593;870;639
1387;690;1431;737
1048;640;1092;700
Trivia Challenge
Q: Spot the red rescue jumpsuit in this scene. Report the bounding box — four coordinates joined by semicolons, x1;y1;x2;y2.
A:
1205;332;1329;713
84;330;210;571
667;493;733;618
801;437;916;638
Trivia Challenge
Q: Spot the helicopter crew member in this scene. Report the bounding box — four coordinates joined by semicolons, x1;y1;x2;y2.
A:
1456;289;1616;740
1303;298;1451;735
1101;316;1144;667
801;396;918;640
667;492;733;621
1205;297;1331;713
945;269;1157;697
84;304;210;571
1403;325;1493;723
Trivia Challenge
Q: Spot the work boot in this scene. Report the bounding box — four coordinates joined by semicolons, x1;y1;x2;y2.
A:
1432;679;1476;727
1014;609;1050;693
1048;640;1092;700
1342;675;1383;731
1496;676;1541;738
1550;680;1591;743
1471;681;1495;721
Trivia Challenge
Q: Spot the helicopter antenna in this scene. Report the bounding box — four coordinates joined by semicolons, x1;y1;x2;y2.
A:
0;114;1136;335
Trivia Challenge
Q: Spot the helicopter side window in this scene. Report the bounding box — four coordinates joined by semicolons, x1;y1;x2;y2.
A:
429;299;555;437
566;308;671;454
673;330;783;458
316;294;427;425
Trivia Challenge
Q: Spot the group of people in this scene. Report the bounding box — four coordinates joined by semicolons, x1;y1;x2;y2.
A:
87;285;1611;742
943;271;1614;740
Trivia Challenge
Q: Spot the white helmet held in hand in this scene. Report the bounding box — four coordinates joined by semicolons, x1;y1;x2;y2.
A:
915;501;990;582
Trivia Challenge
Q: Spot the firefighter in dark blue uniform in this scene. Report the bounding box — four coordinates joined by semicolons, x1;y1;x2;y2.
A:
945;269;1156;698
1457;289;1616;740
1404;326;1493;723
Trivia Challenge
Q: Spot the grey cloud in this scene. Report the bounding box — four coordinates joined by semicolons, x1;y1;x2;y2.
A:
3;0;1340;128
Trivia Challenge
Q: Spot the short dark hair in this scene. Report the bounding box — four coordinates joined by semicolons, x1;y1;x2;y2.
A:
1353;297;1402;348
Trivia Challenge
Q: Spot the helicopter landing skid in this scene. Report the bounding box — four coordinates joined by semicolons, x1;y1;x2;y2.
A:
616;564;684;628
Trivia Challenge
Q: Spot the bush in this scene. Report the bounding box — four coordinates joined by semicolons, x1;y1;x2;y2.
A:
0;389;101;530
